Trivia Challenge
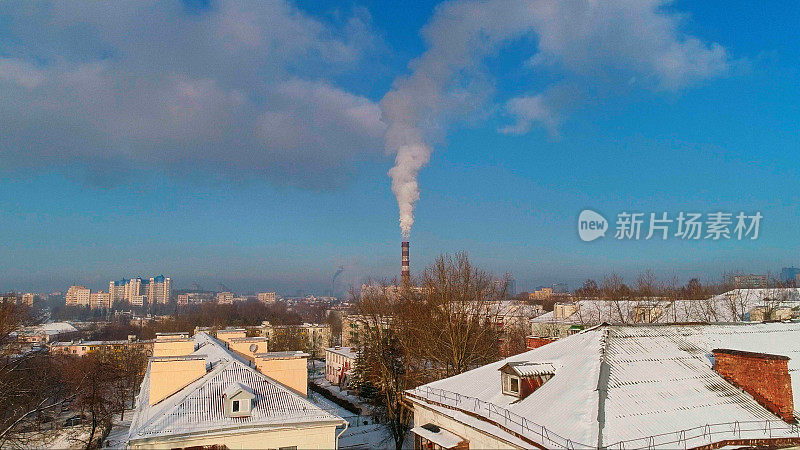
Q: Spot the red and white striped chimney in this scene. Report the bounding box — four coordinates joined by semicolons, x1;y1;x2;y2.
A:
401;241;410;284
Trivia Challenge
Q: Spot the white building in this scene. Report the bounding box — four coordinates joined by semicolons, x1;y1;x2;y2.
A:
406;322;800;449
258;292;277;303
127;332;345;449
325;346;357;387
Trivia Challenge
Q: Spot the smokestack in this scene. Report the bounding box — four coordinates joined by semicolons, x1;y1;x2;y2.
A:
401;241;410;285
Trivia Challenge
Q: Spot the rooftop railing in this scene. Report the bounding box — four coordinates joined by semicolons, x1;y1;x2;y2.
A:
405;386;800;449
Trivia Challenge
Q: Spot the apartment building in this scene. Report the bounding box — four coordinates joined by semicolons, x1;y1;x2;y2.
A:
65;285;91;307
406;322;800;449
258;292;277;303
216;291;235;304
127;332;343;448
109;275;171;306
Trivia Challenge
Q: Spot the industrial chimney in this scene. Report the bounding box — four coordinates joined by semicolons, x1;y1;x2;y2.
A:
401;241;410;285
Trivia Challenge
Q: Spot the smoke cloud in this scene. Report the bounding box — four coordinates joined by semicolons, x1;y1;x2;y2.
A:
381;0;729;237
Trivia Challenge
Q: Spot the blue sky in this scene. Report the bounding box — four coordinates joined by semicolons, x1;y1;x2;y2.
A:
1;1;799;294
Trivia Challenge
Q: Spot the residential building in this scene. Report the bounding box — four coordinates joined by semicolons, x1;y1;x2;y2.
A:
50;337;153;356
21;293;35;306
65;285;91;307
325;346;356;388
406;322;800;449
258;292;277;303
89;291;111;309
528;287;552;300
781;267;800;284
530;288;800;339
146;275;172;304
734;274;769;289
216;291;235;304
261;321;332;357
127;332;343;448
109;275;171;306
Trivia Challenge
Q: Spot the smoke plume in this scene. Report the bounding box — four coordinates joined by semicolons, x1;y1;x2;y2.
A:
381;0;729;237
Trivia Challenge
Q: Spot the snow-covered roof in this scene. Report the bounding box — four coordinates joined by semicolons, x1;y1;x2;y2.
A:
407;322;800;449
22;322;78;336
499;361;558;377
531;289;800;326
326;346;357;360
127;332;343;445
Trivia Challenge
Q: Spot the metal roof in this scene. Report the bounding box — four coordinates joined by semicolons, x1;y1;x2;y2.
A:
408;322;800;449
127;332;343;445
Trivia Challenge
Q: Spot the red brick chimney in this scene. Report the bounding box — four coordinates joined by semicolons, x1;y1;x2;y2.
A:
712;348;795;423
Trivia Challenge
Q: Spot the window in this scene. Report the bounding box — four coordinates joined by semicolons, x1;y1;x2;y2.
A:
232;400;240;412
502;373;521;396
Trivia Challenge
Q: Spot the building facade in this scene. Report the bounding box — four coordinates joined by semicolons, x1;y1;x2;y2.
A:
65;285;91;307
258;292;277;303
109;275;171;306
325;346;356;387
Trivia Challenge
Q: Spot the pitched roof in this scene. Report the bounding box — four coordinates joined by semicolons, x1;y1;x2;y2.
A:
128;332;343;444
407;322;800;449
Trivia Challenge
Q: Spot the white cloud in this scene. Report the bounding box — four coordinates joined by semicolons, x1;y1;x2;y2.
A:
0;1;385;188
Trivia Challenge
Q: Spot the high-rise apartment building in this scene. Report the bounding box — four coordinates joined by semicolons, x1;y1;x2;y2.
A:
147;275;171;304
65;285;91;307
109;275;171;306
90;291;111;309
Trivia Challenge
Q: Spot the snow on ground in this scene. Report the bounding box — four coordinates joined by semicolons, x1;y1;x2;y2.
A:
307;389;393;449
311;378;374;415
103;410;134;448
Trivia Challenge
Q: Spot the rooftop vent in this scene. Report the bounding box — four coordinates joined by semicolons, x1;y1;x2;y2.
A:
498;361;557;400
713;349;795;423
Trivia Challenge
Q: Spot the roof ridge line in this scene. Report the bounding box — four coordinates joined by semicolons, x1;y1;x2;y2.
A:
596;327;611;449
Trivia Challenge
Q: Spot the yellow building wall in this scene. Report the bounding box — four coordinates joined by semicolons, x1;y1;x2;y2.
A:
255;357;308;396
149;359;207;405
229;340;268;362
216;330;247;345
152;340;195;357
128;423;339;449
412;401;523;449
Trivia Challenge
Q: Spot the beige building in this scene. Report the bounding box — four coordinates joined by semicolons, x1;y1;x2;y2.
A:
109;275;171;306
127;332;343;449
258;292;277;303
65;285;91;307
21;293;35;306
216;291;235;304
89;291;111;309
325;346;356;387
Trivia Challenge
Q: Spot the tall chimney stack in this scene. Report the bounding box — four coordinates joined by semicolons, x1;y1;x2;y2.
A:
401;241;410;285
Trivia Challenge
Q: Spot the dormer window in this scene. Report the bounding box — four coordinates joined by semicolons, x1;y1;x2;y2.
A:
223;382;255;418
499;361;557;400
502;373;520;395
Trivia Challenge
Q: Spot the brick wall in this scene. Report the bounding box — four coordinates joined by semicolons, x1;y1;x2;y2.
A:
526;336;557;349
712;348;794;423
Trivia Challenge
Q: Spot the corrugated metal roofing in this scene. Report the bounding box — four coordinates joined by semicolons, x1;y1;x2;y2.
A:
127;332;343;444
408;322;800;449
